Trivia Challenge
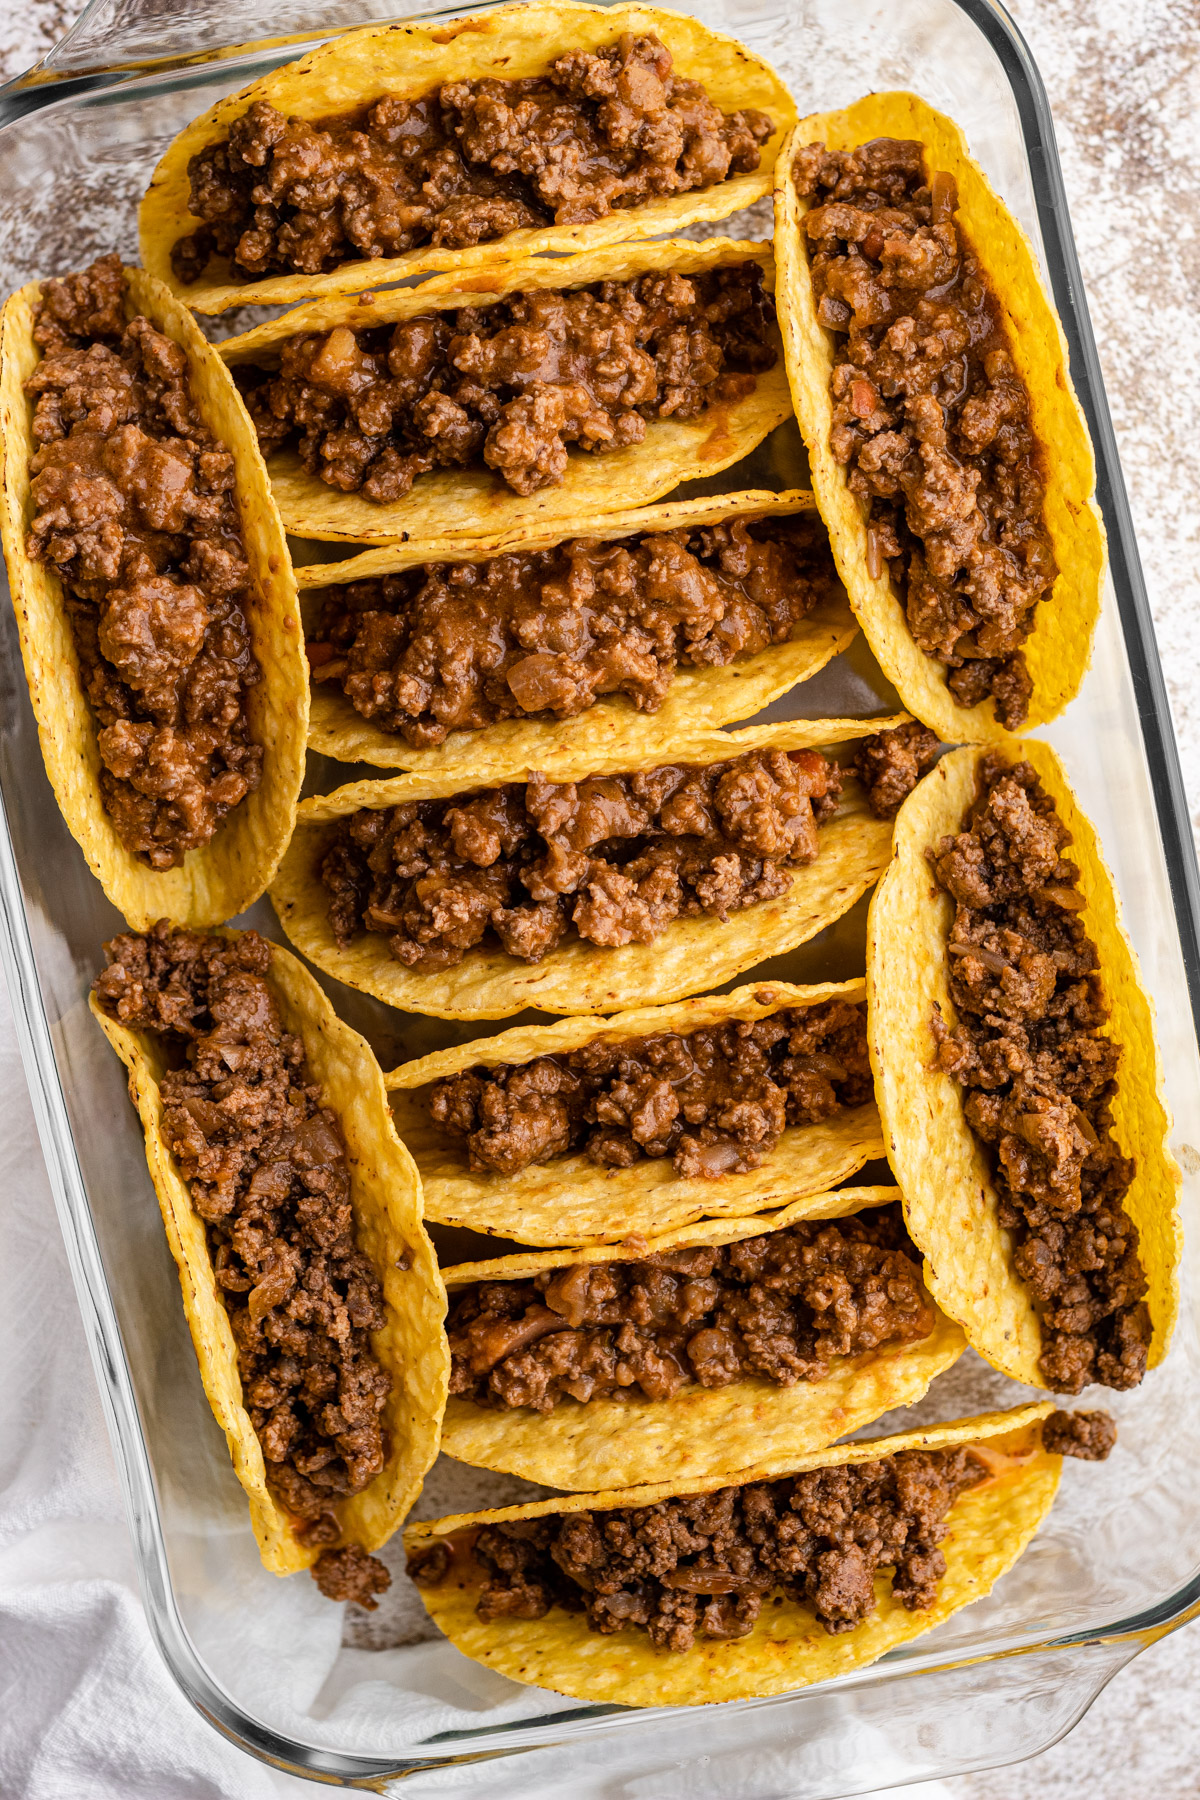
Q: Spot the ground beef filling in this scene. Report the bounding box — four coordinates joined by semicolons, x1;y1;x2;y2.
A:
173;34;773;285
320;747;842;970
794;139;1057;730
408;1446;985;1648
448;1205;932;1415
93;923;392;1607
930;756;1151;1393
849;721;941;818
428;1000;870;1182
238;261;776;501
307;513;844;748
24;254;263;870
1042;1408;1117;1461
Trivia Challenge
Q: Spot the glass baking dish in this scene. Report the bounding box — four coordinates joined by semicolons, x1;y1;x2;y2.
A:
3;0;1200;1791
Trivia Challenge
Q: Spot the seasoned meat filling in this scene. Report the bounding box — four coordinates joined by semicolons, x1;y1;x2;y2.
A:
320;747;843;970
849;721;940;819
409;1446;986;1648
93;923;392;1607
238;262;776;501
1041;1409;1117;1461
427;1000;870;1181
794;139;1057;729
307;513;844;748
930;755;1151;1393
173;35;773;285
24;254;263;869
448;1205;933;1414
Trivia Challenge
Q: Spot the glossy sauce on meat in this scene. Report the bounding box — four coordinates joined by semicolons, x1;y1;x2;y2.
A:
174;35;773;284
794;138;1057;729
408;1445;985;1648
24;254;262;869
427;1000;870;1180
447;1205;932;1414
320;747;842;970
930;754;1151;1391
307;513;843;747
93;924;392;1607
238;262;776;500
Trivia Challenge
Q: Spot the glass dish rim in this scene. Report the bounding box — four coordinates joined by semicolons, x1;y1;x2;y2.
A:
2;0;1199;1782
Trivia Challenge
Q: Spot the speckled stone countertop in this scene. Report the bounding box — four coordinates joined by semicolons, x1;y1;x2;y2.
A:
1;0;1198;1794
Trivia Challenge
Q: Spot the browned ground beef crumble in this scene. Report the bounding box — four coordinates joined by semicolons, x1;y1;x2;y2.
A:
306;513;844;747
794;139;1057;729
237;261;776;501
320;747;842;970
849;721;941;818
931;755;1151;1393
174;35;773;285
24;254;263;869
408;1445;986;1647
93;923;392;1608
1042;1408;1117;1461
448;1204;932;1414
427;999;870;1181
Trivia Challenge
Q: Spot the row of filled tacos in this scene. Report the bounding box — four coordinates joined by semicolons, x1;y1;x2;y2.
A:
0;0;1179;1709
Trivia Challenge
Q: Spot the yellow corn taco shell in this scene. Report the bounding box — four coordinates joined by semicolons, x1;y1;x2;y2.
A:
141;1;797;317
218;237;792;548
0;267;308;929
440;1185;965;1490
298;489;858;774
406;1401;1057;1704
388;977;883;1243
271;714;903;1021
90;933;448;1575
866;741;1181;1387
772;94;1104;740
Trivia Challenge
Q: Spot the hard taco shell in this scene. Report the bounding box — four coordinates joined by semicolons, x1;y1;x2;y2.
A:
91;933;448;1574
298;488;858;774
406;1401;1058;1704
772;93;1104;740
439;1185;965;1490
140;1;797;316
0;266;308;929
270;714;904;1021
218;236;792;548
388;977;883;1243
866;741;1181;1386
